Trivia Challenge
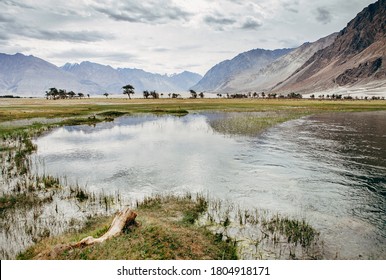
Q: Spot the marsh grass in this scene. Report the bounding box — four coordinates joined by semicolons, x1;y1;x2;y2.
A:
199;199;323;260
150;108;190;116
0;127;124;259
17;192;323;260
209;111;305;136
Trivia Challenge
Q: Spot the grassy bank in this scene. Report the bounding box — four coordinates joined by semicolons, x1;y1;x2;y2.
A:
18;194;238;260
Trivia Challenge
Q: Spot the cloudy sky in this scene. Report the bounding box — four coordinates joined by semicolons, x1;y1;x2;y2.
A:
0;0;376;75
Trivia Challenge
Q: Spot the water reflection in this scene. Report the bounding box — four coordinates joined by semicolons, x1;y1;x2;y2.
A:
33;111;386;259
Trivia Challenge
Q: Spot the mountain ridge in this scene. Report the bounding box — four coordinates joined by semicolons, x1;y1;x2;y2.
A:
0;53;202;96
271;0;386;94
191;48;293;92
193;0;385;96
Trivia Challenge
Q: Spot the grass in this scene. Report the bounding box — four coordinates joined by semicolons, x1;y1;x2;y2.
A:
263;214;318;248
17;194;238;260
0;193;52;214
1;98;386;124
200;199;323;259
209;111;305;136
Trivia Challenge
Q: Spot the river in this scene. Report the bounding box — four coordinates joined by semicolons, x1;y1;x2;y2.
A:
33;111;386;259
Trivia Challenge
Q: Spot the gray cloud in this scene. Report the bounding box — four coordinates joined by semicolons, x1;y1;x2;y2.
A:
225;0;243;4
316;7;332;24
241;17;262;30
93;0;191;24
150;47;171;53
0;33;10;41
3;0;35;10
1;19;114;43
283;1;299;13
204;15;237;26
32;30;115;42
0;13;14;23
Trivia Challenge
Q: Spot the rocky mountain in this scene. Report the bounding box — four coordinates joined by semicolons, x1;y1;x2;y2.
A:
192;0;385;96
191;48;292;92
0;53;202;97
217;33;338;93
272;0;386;94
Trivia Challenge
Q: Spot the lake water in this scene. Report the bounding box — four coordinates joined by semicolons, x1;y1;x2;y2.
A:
33;111;386;259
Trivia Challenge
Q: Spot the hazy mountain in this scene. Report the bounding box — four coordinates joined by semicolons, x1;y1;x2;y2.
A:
0;53;91;96
114;68;202;93
61;62;202;93
191;48;292;92
61;61;123;93
0;53;202;97
169;71;203;91
217;33;338;93
273;0;386;94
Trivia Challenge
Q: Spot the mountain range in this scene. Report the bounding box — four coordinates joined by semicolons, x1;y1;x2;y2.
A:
192;48;293;92
0;54;202;96
1;0;385;98
192;0;386;97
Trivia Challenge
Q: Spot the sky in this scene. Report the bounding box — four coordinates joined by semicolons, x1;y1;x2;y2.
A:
0;0;377;75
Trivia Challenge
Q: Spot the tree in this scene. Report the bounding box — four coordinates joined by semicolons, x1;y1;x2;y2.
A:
78;92;84;98
287;92;302;99
199;92;204;98
45;87;58;99
143;90;150;99
103;93;109;98
150;90;159;99
58;89;67;99
189;89;197;98
122;84;135;99
68;91;76;99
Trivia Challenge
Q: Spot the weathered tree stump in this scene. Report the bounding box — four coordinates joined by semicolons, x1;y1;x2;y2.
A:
36;207;137;259
73;208;137;247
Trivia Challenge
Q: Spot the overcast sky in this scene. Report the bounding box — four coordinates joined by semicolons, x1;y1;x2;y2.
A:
0;0;376;75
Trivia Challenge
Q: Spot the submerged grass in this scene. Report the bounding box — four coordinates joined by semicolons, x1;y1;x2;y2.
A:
0;193;51;214
209;111;305;136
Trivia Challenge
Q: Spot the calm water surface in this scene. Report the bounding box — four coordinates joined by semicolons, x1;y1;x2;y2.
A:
33;111;386;259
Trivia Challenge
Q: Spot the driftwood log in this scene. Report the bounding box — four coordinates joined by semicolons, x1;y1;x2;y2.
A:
36;207;137;259
73;207;137;247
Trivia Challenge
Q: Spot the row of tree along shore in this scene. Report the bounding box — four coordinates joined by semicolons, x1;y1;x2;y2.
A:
43;84;385;100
